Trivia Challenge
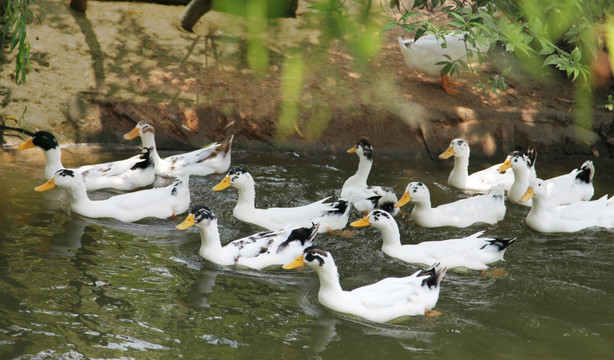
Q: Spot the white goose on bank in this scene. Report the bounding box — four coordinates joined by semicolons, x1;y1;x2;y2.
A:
498;149;594;207
520;178;614;233
351;210;515;271
123;121;233;177
398;33;488;95
35;169;190;223
18;131;155;191
176;206;320;269
340;139;398;215
284;246;446;323
213;167;350;233
395;182;506;228
439;138;514;192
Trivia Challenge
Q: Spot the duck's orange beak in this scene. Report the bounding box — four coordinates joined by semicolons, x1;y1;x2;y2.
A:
35;178;56;192
18;138;35;150
395;192;412;208
283;254;306;270
123;127;141;140
176;214;195;230
212;176;231;191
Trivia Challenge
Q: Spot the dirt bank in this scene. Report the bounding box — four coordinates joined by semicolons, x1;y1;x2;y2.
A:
1;0;613;159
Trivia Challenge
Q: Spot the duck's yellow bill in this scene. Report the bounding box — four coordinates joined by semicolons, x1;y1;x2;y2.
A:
35;178;56;192
438;146;455;159
212;176;231;191
346;145;357;154
350;216;371;227
497;159;511;172
18;138;35;150
520;187;534;202
283;254;306;270
176;214;195;230
395;192;412;208
123;127;140;140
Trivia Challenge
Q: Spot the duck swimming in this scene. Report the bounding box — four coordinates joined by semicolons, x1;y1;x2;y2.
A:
176;206;320;269
284;246;446;323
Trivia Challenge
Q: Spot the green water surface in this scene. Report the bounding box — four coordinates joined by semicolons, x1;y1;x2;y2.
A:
1;146;613;359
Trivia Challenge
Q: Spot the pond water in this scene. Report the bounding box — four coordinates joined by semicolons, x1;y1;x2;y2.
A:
1;145;613;359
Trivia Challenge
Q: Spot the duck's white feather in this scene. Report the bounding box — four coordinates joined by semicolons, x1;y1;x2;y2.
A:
18;131;155;191
124;121;233;177
439;138;514;192
522;178;614;233
214;167;350;232
501;150;594;207
396;182;506;228
340;139;398;215
177;206;319;269
352;210;515;271
35;169;190;223
284;246;445;323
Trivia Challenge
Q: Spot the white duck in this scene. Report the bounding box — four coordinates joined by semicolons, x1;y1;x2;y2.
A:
395;182;506;228
340;139;398;215
123;121;233;177
398;33;488;95
213;167;350;232
18;131;155;191
35;169;190;223
520;178;614;233
283;246;446;323
498;149;594;207
439;138;515;192
351;210;515;271
176;206;320;269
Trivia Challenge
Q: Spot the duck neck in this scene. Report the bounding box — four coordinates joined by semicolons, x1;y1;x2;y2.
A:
528;195;548;217
315;265;343;296
44;148;64;180
344;157;372;189
141;133;163;168
234;182;257;210
65;180;94;211
198;221;225;260
412;198;432;211
379;221;402;251
449;155;469;184
509;166;531;200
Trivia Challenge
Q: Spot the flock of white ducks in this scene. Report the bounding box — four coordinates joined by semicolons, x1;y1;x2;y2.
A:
18;129;613;323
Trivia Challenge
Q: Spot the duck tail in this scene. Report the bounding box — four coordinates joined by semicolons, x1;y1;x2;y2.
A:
376;192;399;215
130;147;153;170
484;237;516;251
219;134;234;154
526;147;537;168
575;160;595;184
329;199;350;215
487;183;505;202
397;36;406;48
277;223;321;253
418;263;447;289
